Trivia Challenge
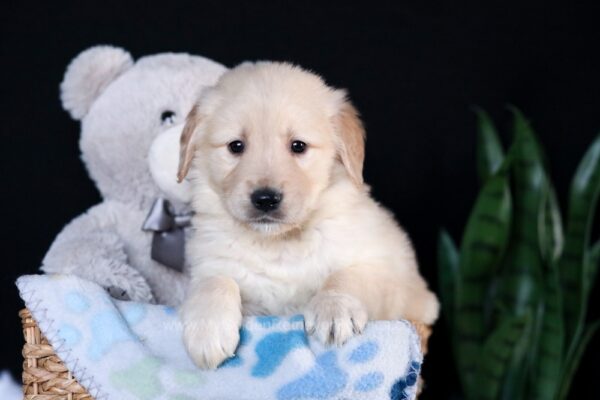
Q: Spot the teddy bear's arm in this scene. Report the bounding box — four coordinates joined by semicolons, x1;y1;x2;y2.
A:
41;202;155;303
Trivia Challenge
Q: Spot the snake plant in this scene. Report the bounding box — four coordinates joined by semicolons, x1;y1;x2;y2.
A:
438;108;600;400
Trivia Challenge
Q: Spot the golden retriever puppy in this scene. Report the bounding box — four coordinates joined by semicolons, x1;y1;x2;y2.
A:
177;62;439;369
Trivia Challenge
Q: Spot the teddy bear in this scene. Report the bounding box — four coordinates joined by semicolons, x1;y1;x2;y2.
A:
41;45;227;305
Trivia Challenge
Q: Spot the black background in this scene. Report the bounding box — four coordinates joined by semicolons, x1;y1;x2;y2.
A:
2;1;599;398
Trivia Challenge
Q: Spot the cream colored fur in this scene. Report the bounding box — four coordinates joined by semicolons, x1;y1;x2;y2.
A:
178;62;439;369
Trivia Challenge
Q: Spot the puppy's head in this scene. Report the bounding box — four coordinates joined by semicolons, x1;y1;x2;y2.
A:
178;62;365;235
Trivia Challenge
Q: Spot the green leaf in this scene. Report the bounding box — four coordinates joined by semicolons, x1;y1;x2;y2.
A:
538;183;564;265
472;315;531;400
454;169;512;394
586;240;600;295
497;108;545;316
557;320;600;400
527;267;564;399
527;173;565;399
475;107;505;183
495;108;547;399
500;311;536;400
437;229;460;326
559;134;600;348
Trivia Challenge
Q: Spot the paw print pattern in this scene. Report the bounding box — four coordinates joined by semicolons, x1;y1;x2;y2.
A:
110;356;164;399
57;323;82;347
252;330;308;377
288;314;304;323
354;371;384;392
220;327;252;368
163;306;177;315
64;291;90;313
348;341;379;364
121;302;147;325
172;368;206;386
256;316;281;327
348;341;385;394
242;321;404;400
390;361;421;400
277;351;348;400
88;311;137;361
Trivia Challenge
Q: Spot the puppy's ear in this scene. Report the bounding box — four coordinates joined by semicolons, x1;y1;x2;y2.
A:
333;97;366;187
177;105;203;182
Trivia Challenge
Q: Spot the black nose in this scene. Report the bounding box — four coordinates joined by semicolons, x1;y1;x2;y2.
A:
251;188;282;212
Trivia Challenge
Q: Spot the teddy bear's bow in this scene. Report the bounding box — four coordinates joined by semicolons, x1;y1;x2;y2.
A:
142;198;193;272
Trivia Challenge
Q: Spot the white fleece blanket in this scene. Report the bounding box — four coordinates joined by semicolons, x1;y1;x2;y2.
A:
16;274;423;400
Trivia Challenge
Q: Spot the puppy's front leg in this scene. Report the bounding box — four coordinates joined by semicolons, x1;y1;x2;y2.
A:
181;276;242;369
304;266;371;346
305;265;439;346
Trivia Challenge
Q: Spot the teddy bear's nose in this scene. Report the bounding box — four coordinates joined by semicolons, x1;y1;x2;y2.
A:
250;188;282;212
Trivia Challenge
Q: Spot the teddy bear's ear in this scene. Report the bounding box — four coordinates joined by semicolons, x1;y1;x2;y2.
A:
60;45;133;120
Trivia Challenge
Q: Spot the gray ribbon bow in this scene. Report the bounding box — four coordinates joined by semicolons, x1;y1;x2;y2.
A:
142;198;193;272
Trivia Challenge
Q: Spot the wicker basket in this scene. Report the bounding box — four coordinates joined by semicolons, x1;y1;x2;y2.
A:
20;308;92;399
20;307;431;399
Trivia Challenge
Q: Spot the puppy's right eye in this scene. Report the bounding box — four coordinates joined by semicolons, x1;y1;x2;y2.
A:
291;140;307;154
228;140;245;154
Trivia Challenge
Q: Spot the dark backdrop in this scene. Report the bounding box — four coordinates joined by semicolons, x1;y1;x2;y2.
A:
2;1;599;398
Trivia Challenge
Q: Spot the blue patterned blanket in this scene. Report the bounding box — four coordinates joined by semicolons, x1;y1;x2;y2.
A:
17;274;423;400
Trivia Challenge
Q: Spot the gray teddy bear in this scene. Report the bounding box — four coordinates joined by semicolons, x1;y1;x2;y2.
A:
41;45;226;305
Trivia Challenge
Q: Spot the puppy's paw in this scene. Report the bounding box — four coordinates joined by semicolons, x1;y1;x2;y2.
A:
183;314;242;369
304;291;368;346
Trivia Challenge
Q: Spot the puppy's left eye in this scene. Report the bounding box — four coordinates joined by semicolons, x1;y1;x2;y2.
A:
291;140;307;154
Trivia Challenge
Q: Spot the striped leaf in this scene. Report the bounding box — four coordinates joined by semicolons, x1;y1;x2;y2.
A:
497;108;545;316
438;229;460;327
496;312;536;400
586;240;600;295
495;108;546;399
475;107;505;184
559;134;600;349
538;183;564;265
472;315;531;400
455;169;512;395
528;179;565;399
528;264;564;399
557;320;600;400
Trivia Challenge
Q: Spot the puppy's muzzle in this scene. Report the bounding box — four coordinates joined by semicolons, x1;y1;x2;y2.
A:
250;188;283;213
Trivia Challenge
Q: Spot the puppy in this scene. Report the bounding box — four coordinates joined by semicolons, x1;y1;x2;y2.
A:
177;62;439;369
